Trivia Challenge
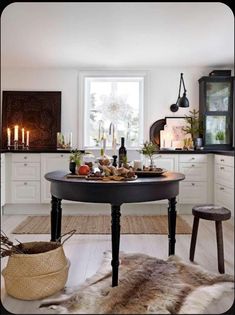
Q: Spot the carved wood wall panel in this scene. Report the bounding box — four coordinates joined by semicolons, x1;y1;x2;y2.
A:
2;91;61;149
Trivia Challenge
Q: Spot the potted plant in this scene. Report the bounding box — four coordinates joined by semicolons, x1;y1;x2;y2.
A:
69;149;86;174
182;109;203;149
215;130;225;144
138;141;159;169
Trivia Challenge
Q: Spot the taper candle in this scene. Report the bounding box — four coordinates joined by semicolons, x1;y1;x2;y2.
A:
14;125;19;141
7;128;11;146
26;131;29;146
22;128;25;144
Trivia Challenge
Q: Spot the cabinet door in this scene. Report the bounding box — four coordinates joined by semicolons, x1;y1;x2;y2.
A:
215;184;234;216
11;181;40;203
1;154;6;207
12;162;40;180
41;154;70;203
153;154;178;171
215;164;234;188
152;154;178;204
179;163;207;181
179;182;207;204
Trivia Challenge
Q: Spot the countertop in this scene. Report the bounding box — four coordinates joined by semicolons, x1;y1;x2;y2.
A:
1;148;234;156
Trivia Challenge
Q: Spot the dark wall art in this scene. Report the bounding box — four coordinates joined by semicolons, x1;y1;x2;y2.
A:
2;91;61;149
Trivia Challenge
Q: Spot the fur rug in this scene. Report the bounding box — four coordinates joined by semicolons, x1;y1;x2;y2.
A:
40;252;234;314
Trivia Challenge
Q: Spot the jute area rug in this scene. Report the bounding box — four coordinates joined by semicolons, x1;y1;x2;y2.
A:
12;215;191;234
40;251;234;314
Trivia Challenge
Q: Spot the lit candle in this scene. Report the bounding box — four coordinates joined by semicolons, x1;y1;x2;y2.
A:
7;128;11;146
22;128;25;144
26;131;29;146
14;125;19;141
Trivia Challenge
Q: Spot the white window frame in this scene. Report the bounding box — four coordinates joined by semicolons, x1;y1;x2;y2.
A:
78;70;149;149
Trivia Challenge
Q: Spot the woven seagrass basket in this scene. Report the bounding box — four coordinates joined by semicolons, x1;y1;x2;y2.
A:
1;232;75;300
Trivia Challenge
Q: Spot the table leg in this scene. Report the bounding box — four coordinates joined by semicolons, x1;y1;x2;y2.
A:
111;204;121;287
51;195;62;242
168;197;177;255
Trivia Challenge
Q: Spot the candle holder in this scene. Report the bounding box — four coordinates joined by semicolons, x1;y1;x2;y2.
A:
14;140;19;150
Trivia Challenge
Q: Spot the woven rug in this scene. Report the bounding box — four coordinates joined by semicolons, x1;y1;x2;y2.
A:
12;215;191;234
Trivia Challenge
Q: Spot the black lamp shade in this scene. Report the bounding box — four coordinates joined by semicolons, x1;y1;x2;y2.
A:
178;93;189;108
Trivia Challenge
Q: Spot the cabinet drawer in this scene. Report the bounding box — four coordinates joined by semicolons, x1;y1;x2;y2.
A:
215;164;234;188
12;163;40;180
179;163;207;181
11;181;40;203
179;154;207;163
215;155;234;167
215;184;234;214
12;154;40;163
179;182;207;204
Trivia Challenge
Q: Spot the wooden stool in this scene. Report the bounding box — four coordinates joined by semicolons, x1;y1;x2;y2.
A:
189;204;231;273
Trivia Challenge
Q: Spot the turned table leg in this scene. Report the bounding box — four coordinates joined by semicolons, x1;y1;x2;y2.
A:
51;195;62;242
168;197;177;256
111;204;121;287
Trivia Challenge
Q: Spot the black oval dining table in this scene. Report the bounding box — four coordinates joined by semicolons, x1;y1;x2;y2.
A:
45;170;185;287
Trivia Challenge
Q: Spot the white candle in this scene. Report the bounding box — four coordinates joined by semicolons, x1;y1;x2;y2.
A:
112;137;116;155
160;130;165;148
14;125;19;141
26;131;29;146
22;128;25;144
7;128;11;146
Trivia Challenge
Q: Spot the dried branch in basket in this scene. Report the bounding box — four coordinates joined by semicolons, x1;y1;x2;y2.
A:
0;231;25;258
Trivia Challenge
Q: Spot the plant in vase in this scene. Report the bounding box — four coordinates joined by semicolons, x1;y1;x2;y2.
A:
138;141;159;169
182;109;203;149
69;149;93;174
215;131;225;144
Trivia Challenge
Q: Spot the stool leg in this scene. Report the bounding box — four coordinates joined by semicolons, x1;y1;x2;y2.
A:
190;216;200;261
215;221;225;274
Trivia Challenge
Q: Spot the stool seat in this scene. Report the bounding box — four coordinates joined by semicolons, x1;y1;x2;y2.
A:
190;204;231;274
192;204;231;221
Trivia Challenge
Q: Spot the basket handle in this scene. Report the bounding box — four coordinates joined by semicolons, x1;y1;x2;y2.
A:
55;229;76;245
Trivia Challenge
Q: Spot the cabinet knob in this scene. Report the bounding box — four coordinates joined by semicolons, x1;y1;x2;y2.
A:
191;183;195;186
191;164;195;167
24;163;27;167
24;156;27;159
24;182;27;185
220;159;224;162
220;167;224;170
61;154;64;157
191;157;195;160
220;187;224;191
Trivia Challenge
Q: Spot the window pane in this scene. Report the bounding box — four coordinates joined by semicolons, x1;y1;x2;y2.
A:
206;82;231;111
84;77;143;148
205;115;230;145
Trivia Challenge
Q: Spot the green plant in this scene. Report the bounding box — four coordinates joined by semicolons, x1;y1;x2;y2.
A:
182;109;203;140
69;149;93;166
215;131;225;141
138;141;159;166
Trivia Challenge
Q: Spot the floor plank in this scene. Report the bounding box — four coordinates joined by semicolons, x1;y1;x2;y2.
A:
1;214;234;314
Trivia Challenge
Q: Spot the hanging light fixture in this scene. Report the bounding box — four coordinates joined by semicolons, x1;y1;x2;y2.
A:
170;73;189;112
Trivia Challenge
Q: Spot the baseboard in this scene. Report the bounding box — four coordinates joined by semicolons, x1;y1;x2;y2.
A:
3;202;194;215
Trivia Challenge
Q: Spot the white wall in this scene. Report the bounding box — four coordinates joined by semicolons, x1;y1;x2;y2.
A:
1;66;232;152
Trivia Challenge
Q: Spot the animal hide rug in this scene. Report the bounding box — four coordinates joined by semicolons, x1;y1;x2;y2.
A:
40;251;234;314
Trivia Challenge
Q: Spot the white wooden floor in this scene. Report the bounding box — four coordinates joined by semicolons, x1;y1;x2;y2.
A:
1;214;234;314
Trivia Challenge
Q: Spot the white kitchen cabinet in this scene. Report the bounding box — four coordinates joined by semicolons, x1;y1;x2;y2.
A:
1;154;6;208
178;154;209;204
12;162;40;181
214;155;234;215
11;181;41;203
41;153;70;203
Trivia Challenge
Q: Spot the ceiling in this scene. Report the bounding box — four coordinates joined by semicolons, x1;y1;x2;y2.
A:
1;2;234;68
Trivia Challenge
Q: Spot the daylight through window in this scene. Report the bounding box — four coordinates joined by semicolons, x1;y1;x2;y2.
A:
84;77;144;148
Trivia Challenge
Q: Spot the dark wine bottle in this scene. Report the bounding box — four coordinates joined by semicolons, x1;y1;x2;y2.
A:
118;137;127;167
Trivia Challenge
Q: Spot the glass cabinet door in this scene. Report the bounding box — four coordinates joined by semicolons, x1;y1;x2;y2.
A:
206;81;231;112
205;115;230;145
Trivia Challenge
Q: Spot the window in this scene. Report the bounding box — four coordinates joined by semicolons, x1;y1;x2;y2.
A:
83;75;144;149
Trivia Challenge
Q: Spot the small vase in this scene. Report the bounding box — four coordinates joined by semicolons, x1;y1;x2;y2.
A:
69;162;76;174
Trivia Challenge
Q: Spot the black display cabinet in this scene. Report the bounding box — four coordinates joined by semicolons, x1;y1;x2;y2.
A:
199;76;234;149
